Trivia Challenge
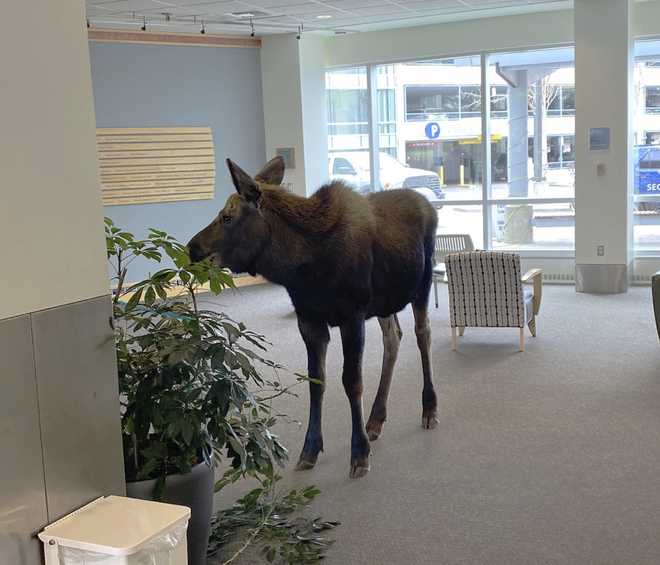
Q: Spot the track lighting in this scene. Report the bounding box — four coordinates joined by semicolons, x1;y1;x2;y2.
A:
141;16;146;31
250;18;255;37
200;20;206;34
296;24;302;40
86;18;90;29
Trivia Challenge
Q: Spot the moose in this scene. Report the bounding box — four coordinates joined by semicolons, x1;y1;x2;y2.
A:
188;156;438;478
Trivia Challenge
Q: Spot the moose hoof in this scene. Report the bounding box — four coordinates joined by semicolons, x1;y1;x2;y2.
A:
295;455;318;471
365;419;384;442
349;459;370;479
422;413;438;430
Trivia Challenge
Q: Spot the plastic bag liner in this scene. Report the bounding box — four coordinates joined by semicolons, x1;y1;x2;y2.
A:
57;524;187;565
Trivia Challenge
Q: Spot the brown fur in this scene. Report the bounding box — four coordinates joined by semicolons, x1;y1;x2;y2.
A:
188;156;439;478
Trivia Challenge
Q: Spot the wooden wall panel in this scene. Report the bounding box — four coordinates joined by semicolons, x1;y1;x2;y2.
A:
97;127;215;206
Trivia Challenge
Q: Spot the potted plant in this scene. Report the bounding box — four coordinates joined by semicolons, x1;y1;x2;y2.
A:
105;219;290;565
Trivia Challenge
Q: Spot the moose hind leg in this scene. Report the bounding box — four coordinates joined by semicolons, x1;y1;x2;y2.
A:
296;317;330;471
340;315;371;479
412;302;438;430
366;314;402;441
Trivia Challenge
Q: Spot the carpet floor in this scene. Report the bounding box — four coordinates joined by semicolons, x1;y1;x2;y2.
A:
206;283;660;565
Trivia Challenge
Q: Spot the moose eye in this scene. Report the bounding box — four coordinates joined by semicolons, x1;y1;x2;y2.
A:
221;215;232;225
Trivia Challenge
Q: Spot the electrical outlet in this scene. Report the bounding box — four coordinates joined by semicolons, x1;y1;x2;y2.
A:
597;245;605;256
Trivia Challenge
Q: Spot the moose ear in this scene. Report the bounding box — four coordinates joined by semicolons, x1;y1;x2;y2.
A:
226;158;261;203
254;155;285;186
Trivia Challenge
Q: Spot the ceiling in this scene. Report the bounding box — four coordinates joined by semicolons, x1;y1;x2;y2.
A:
86;0;574;36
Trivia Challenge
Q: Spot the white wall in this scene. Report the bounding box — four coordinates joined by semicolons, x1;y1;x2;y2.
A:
261;35;307;196
323;2;660;68
261;34;328;196
0;1;109;320
324;10;574;67
300;35;330;193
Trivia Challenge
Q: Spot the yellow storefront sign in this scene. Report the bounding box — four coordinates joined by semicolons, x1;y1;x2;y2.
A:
458;134;503;145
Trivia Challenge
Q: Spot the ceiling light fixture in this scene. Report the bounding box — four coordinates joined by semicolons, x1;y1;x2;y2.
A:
200;20;206;34
141;16;147;31
316;15;332;19
228;11;255;19
250;17;255;37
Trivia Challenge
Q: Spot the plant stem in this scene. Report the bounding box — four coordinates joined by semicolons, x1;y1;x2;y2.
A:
221;515;270;565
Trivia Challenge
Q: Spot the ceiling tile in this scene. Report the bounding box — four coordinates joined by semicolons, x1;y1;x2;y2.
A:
86;0;572;36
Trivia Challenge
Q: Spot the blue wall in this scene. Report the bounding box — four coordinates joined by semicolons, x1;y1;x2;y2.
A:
89;41;266;280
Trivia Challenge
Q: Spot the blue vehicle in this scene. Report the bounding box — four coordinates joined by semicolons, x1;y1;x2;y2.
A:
634;145;660;212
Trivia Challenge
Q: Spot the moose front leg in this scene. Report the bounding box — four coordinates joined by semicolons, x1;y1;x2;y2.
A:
340;315;371;478
296;317;330;471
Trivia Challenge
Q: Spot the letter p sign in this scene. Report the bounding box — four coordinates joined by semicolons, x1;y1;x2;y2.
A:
425;122;441;140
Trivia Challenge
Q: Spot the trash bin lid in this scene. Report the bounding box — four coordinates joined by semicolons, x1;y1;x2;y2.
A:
38;495;191;556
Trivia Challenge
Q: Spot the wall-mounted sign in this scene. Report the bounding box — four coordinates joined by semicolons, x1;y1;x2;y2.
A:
276;147;295;169
425;122;441;140
589;127;610;151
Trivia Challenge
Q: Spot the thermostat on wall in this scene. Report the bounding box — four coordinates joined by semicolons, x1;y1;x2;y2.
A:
589;127;610;151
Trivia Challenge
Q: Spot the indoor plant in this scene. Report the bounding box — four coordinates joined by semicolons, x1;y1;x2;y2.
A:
106;219;290;565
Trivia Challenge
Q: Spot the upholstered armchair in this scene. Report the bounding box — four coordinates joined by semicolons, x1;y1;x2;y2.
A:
432;234;475;308
445;251;542;352
653;271;660;340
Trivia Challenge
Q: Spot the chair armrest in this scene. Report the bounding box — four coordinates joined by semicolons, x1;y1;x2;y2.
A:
521;268;543;316
521;268;542;283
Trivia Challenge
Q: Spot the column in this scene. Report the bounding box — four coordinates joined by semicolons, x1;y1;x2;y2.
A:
261;34;328;196
574;0;633;293
508;70;529;197
1;1;124;560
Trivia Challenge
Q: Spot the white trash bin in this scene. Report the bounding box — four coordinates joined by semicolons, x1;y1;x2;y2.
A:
39;495;191;565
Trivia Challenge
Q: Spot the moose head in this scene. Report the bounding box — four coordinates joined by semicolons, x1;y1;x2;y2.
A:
187;156;285;274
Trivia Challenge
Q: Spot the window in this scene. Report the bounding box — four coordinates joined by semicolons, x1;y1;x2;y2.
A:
634;43;660;255
646;86;660;114
326;67;371;190
490;85;508;118
327;48;575;255
461;86;482;117
406;86;460;121
326;89;368;136
547;135;575;169
645;131;660;145
488;48;575;250
546;85;575;117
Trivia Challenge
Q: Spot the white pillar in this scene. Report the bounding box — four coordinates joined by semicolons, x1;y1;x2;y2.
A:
574;0;633;293
261;34;328;197
507;70;529;197
533;78;546;181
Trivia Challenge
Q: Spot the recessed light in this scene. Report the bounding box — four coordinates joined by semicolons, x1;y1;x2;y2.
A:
227;11;255;18
317;14;332;19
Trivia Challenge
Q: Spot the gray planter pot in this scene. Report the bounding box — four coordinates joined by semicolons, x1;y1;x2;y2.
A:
126;462;214;565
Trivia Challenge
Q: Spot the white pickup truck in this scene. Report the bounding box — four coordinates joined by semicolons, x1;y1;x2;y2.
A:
329;151;445;207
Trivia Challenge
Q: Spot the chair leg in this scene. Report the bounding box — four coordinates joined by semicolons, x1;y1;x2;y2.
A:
528;316;537;337
434;279;439;309
458;326;465;337
519;327;525;352
451;326;457;351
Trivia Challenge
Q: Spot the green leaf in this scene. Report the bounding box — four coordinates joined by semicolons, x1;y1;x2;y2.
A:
125;288;143;311
144;286;156;306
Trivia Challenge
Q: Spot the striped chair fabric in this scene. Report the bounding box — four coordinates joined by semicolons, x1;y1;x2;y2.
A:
446;251;533;329
432;234;474;309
